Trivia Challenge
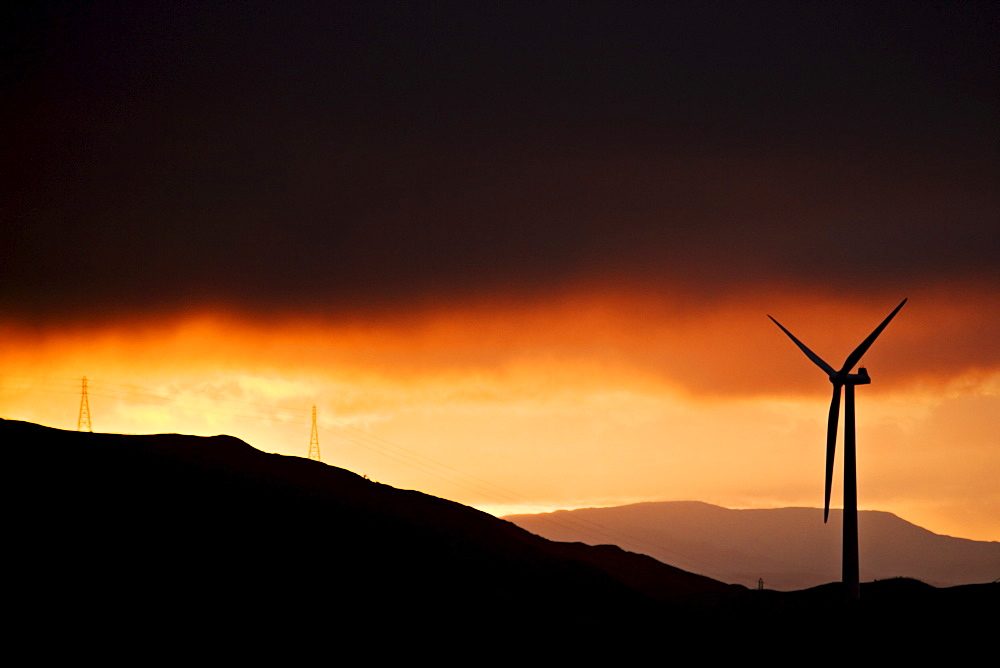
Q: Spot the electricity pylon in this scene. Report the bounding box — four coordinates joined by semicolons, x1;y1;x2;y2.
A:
308;405;320;461
77;376;92;432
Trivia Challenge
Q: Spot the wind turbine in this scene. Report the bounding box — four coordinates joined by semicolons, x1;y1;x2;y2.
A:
768;298;907;601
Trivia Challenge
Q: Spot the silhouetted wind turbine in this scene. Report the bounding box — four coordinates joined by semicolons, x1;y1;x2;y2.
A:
769;298;907;601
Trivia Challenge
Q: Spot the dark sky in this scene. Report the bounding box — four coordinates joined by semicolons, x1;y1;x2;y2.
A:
3;1;997;323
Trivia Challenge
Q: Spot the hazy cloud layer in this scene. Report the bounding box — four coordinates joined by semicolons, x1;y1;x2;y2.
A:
3;2;996;323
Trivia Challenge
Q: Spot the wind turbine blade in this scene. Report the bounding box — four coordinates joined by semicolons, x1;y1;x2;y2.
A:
839;298;908;374
768;315;836;376
824;383;841;523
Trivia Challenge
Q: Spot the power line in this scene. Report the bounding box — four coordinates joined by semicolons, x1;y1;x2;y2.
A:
315;419;529;505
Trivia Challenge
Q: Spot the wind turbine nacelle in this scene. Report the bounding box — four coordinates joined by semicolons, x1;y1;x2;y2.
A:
848;367;871;385
829;367;871;385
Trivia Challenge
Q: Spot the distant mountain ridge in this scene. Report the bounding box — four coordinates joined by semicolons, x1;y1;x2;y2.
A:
504;501;999;590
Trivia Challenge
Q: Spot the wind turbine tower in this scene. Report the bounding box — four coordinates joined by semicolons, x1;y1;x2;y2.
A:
769;298;907;601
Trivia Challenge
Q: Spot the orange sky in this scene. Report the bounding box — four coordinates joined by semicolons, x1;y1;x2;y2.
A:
2;285;997;542
3;3;997;553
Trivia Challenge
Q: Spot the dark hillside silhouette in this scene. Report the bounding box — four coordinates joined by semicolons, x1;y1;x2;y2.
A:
5;419;994;649
5;420;734;633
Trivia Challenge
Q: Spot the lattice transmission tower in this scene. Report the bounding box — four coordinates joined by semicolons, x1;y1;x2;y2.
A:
308;405;320;461
77;376;92;432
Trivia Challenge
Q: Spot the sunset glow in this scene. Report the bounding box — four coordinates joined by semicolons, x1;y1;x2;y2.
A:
3;286;996;541
3;2;997;556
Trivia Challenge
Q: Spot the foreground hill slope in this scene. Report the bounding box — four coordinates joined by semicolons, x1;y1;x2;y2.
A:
505;501;1000;589
5;419;736;631
6;419;994;643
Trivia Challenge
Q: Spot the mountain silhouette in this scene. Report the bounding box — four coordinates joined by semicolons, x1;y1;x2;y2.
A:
4;420;733;632
5;418;994;652
504;501;999;590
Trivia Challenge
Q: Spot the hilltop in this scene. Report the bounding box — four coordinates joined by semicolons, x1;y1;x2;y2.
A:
4;420;733;630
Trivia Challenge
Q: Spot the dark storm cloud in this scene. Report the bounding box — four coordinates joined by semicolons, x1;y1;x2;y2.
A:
3;1;996;322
